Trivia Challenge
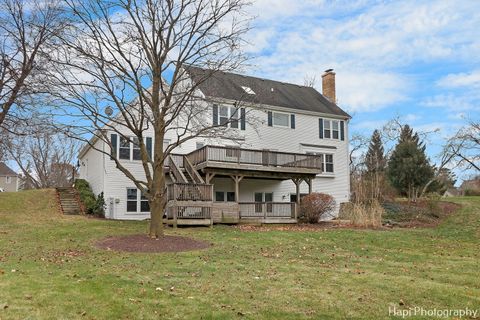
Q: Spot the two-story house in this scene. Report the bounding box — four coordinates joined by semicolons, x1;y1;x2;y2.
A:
78;67;351;225
0;163;19;192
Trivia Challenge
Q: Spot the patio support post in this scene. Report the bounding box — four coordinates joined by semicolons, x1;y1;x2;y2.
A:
306;178;313;194
292;178;301;205
230;175;244;202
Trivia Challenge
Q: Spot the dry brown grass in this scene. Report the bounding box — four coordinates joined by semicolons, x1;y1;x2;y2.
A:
339;200;384;228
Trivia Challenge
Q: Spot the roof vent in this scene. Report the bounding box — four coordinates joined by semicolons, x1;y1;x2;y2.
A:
241;86;255;95
270;87;274;92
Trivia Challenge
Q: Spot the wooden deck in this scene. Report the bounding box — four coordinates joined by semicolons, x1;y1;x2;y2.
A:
186;145;323;176
165;145;315;226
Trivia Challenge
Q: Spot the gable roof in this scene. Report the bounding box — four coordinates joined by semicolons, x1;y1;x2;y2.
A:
0;163;17;176
185;66;351;118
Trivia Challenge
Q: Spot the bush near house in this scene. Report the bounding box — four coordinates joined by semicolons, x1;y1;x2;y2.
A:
299;192;336;223
74;179;105;217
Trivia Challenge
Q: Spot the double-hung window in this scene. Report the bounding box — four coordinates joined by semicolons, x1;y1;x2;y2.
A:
321;119;341;140
273;112;289;127
306;152;334;173
113;135;154;161
324;120;331;138
325;154;334;173
132;137;141;160
213;105;245;130
126;188;150;213
215;191;235;202
119;136;131;160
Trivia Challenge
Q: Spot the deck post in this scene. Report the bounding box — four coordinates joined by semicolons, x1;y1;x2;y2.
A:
173;206;178;229
307;178;313;194
294;202;297;220
292;178;301;205
230;175;244;202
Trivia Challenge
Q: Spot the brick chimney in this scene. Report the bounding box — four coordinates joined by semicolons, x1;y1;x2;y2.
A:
322;69;336;103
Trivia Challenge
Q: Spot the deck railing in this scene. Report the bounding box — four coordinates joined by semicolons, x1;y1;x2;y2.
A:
167;206;211;219
167;183;213;201
187;146;322;170
239;202;297;219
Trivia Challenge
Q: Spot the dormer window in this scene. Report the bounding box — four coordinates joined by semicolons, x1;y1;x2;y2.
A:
241;86;255;95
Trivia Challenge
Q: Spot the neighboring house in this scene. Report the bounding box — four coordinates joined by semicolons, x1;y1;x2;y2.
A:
443;188;461;198
78;68;351;224
0;163;19;192
459;178;480;196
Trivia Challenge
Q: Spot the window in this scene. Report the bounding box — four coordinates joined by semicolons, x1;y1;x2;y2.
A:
217;106;240;128
325;154;334;173
323;119;340;140
254;192;273;213
215;191;225;202
127;188;150;213
273;112;289;127
116;136;153;161
119;136;130;160
127;188;138;212
332;121;339;139
219;106;229;126
324;120;331;139
5;176;11;184
226;192;236;202
215;191;235;202
132;137;141;160
140;192;150;212
213;105;245;130
306;152;333;173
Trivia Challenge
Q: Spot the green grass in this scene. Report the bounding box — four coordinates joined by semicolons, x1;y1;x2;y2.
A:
1;190;479;319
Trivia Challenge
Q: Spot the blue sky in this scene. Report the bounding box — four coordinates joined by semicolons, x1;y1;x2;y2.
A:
241;0;480;178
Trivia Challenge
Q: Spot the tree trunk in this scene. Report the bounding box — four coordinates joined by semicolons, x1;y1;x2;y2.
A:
149;193;165;238
149;127;167;238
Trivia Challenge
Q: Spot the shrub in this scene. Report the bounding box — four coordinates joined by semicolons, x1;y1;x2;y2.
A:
464;189;480;196
299;193;336;223
74;179;104;217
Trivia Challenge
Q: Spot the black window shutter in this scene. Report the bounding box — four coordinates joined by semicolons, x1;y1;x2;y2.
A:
212;104;218;125
319;118;324;139
110;134;118;159
267;111;273;126
340;121;345;141
146;137;153;160
290;114;295;129
240;108;246;130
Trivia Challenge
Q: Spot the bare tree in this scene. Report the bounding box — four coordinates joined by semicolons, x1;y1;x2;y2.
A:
3;129;80;189
0;0;65;127
447;121;480;172
48;0;251;237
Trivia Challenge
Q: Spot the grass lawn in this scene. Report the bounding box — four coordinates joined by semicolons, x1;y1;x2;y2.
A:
0;189;479;319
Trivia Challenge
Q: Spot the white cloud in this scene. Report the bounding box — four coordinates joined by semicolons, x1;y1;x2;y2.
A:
243;0;480;113
437;70;480;89
422;93;480;112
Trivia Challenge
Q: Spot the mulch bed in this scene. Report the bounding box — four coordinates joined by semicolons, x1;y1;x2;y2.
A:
95;234;211;253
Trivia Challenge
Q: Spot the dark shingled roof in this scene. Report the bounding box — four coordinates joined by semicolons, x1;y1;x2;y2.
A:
0;162;16;176
185;66;351;118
